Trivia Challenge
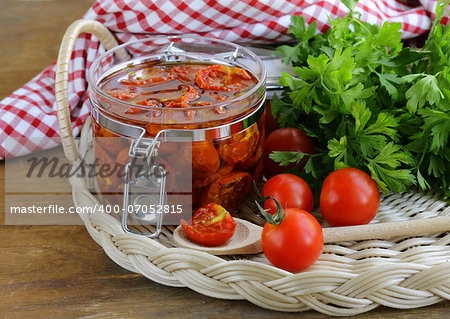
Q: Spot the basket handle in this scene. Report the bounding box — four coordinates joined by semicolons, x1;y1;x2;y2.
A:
55;19;119;163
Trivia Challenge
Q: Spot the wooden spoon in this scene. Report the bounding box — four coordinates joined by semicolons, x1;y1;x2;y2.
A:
172;216;450;255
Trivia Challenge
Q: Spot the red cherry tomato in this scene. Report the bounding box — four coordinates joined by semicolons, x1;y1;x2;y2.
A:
261;208;323;272
263;128;315;178
262;174;313;214
319;167;380;226
181;203;236;246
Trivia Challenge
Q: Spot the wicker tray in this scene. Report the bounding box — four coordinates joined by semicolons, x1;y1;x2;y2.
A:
55;20;450;316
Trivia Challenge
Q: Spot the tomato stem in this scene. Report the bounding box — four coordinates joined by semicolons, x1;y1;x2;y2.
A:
255;196;286;226
253;181;271;204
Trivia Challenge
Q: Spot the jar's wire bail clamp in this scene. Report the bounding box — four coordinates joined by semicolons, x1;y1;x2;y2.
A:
122;129;168;238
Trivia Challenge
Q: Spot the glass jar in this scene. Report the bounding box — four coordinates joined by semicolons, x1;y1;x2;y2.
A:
87;36;266;233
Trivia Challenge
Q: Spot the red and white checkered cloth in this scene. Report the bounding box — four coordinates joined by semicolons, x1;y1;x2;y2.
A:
0;0;446;159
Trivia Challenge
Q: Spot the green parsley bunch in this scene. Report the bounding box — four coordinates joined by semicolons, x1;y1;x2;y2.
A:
271;0;450;195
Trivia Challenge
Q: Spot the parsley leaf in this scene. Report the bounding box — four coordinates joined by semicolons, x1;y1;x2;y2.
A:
405;74;445;112
271;1;450;195
341;0;358;11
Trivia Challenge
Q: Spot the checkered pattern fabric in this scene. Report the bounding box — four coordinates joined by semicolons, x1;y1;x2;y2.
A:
0;0;446;159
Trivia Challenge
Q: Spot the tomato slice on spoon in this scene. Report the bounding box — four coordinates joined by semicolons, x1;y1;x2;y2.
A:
181;203;236;246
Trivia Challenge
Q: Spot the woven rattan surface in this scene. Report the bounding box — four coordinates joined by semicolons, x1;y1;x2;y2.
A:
55;20;450;316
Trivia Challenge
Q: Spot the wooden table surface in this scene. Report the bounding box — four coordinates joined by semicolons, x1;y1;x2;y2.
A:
0;1;448;318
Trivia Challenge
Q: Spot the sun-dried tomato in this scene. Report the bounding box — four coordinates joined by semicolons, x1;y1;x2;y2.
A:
125;99;162;114
120;67;174;86
196;64;254;93
191;142;220;180
107;88;139;100
200;171;253;212
173;64;208;82
218;124;259;165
